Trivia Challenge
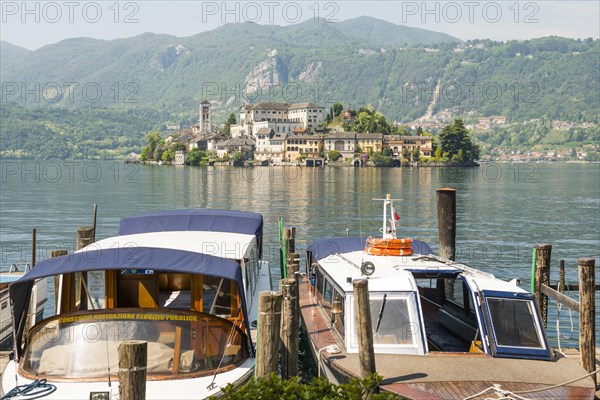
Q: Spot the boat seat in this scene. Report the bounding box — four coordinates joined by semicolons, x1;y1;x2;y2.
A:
424;317;470;352
438;309;477;343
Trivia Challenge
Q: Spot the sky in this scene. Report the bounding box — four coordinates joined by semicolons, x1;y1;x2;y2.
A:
1;1;599;50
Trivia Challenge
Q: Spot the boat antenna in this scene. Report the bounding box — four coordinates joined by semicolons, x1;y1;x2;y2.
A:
371;194;402;239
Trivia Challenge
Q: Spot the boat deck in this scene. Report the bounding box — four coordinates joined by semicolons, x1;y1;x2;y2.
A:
298;275;597;400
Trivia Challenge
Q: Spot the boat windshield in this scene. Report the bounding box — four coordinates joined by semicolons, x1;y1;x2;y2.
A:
21;309;249;380
359;295;417;347
486;297;545;349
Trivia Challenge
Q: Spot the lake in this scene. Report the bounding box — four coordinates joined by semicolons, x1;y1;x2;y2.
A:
1;160;598;354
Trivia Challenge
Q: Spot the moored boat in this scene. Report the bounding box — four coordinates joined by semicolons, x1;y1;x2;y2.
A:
0;263;47;349
0;209;271;399
300;195;596;399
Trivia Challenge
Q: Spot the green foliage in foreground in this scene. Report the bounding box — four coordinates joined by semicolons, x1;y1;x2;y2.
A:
214;373;403;400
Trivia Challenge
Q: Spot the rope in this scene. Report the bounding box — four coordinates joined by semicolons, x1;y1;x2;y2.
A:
555;275;574;354
0;379;57;400
207;308;242;390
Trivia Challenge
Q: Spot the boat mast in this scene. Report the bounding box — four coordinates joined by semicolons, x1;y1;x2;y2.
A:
374;194;399;239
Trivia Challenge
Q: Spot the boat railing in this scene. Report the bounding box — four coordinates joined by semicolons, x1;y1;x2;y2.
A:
8;263;31;274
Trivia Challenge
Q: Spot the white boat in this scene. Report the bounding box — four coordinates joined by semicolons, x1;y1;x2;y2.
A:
300;195;596;399
0;263;47;349
1;209;272;399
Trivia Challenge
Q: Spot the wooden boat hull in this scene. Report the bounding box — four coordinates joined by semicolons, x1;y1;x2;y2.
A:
298;275;596;400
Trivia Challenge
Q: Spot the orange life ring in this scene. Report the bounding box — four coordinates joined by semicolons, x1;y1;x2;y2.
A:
364;246;414;256
366;237;413;249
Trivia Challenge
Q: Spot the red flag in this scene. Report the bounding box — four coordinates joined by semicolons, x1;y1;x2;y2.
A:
393;209;400;221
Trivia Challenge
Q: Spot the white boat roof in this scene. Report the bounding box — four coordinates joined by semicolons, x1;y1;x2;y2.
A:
320;251;417;293
85;231;257;260
320;249;526;294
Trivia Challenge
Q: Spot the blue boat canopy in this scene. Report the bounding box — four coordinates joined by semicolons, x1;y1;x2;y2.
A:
307;236;434;262
118;209;264;257
10;247;250;358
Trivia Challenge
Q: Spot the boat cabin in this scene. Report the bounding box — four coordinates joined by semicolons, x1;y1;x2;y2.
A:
2;210;270;399
307;237;552;361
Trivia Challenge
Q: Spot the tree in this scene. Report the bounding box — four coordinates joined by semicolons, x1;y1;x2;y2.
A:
412;148;420;161
222;113;236;136
402;148;411;161
438;119;480;162
185;148;203;166
382;148;393;157
141;131;165;160
161;148;174;163
232;151;245;166
140;146;151;162
327;150;342;161
332;102;344;117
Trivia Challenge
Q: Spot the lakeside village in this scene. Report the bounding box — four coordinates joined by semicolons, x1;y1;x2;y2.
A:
137;101;479;167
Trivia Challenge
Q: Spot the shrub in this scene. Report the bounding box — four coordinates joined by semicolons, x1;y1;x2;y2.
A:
214;373;402;400
328;150;342;161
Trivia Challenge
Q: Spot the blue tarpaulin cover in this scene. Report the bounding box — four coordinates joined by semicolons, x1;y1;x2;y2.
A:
10;246;251;358
118;209;264;257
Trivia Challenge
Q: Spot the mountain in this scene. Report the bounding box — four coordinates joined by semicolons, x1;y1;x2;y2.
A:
0;18;463;116
336;16;461;47
1;41;30;60
1;19;598;159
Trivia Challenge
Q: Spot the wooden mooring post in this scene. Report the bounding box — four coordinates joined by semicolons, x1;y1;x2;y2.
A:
118;340;147;400
578;258;596;386
256;291;283;378
76;226;95;250
31;228;36;267
353;279;377;396
280;278;299;379
286;252;300;279
533;244;552;328
534;251;598;386
51;249;68;313
436;188;456;261
285;228;296;254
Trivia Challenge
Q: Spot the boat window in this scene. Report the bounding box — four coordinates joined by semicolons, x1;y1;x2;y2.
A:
443;278;475;317
322;278;334;316
245;246;258;297
202;277;238;318
368;296;415;345
315;268;326;304
444;278;464;307
486;298;545;348
22;310;249;380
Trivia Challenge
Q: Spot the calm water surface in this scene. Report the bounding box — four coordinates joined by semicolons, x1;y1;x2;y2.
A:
1;161;598;358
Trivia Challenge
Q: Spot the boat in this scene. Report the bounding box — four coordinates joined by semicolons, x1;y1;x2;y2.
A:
0;263;47;349
1;209;272;399
299;195;596;399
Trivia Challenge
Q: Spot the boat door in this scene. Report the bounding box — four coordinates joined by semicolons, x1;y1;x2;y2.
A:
478;290;552;360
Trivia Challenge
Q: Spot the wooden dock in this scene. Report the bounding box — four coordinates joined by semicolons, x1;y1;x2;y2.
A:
298;275;597;400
